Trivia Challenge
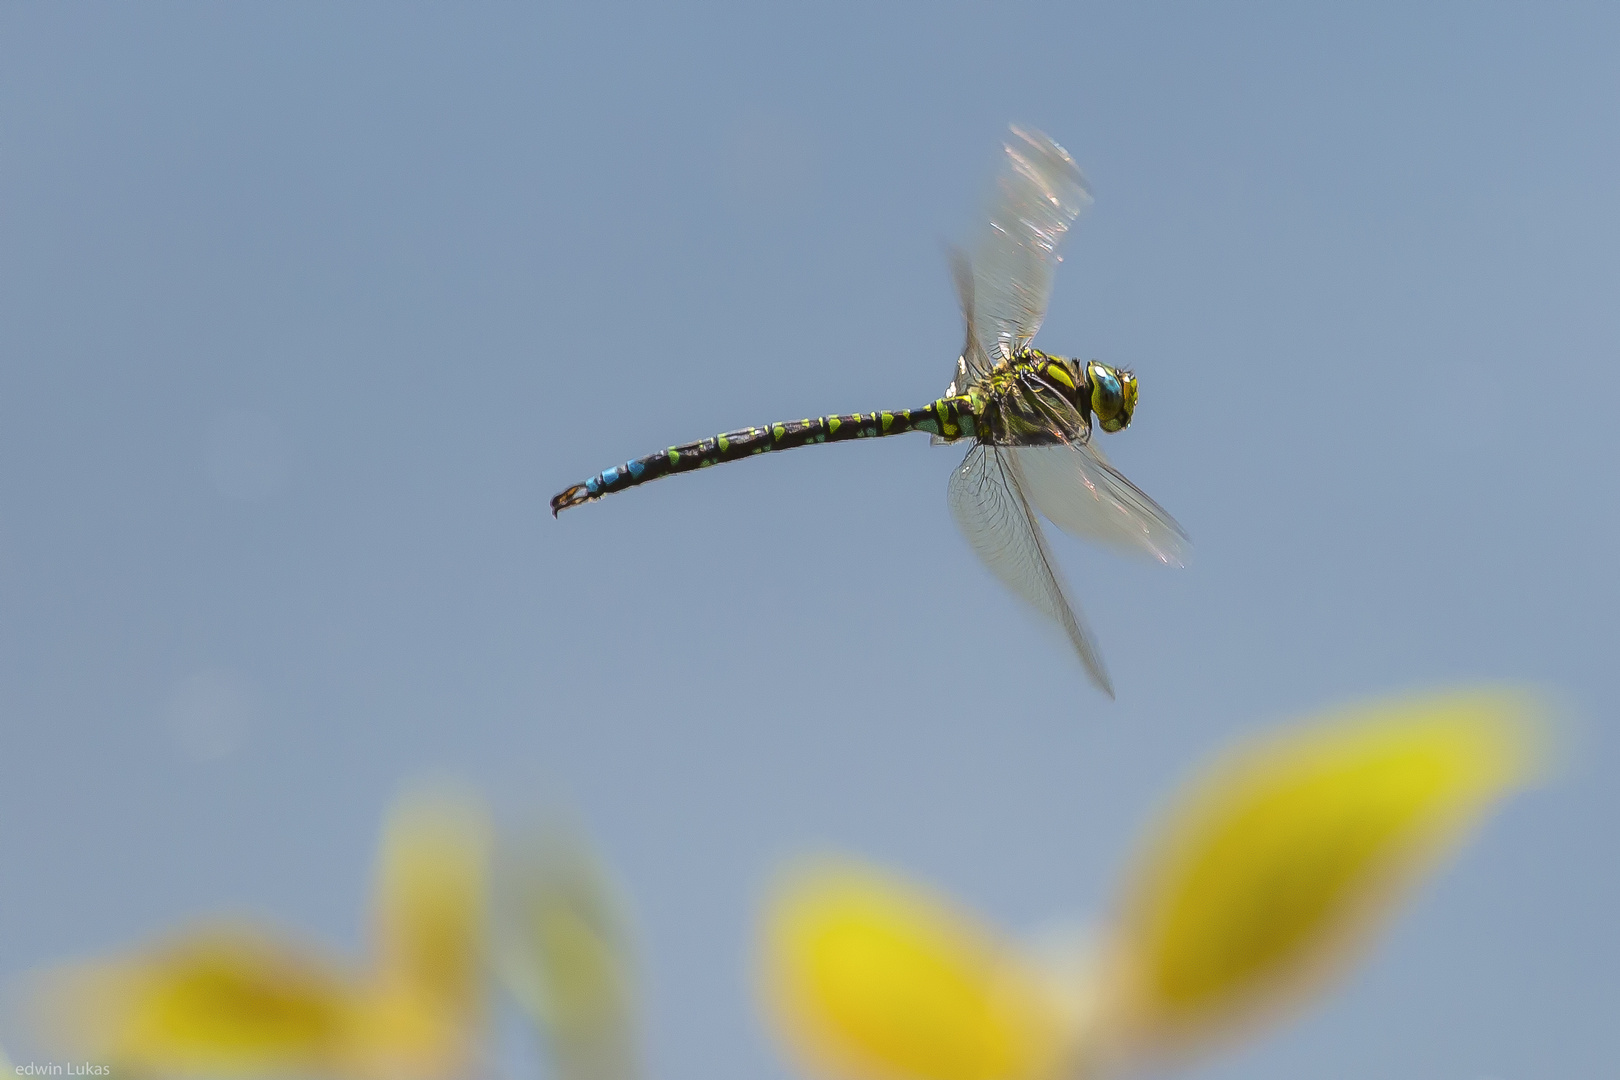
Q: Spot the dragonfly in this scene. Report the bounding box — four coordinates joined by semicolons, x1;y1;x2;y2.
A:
552;126;1187;696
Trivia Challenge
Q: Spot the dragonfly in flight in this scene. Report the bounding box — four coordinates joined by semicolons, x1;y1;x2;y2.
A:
552;126;1187;696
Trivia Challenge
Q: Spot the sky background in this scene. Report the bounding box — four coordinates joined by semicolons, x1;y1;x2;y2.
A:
1;3;1616;1077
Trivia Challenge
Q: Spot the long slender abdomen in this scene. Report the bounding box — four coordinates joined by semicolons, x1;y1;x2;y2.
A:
550;399;974;514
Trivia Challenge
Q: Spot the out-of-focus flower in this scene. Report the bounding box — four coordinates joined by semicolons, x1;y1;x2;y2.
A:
349;792;491;1079
762;862;1073;1080
495;823;639;1080
1099;688;1544;1065
28;789;491;1079
30;926;359;1075
760;688;1548;1080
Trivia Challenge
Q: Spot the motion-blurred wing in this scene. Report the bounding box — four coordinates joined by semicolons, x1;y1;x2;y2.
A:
1013;441;1190;566
947;246;995;391
948;444;1113;696
972;127;1092;365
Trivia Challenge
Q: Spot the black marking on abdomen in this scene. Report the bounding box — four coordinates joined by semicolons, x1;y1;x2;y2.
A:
550;398;975;514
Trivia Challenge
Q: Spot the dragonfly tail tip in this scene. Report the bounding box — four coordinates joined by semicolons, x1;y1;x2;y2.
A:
549;484;592;516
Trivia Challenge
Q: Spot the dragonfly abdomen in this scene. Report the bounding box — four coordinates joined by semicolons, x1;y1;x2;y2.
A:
551;398;975;514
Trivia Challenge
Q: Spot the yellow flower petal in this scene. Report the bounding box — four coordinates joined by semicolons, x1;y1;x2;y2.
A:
761;861;1070;1080
26;789;496;1080
496;825;638;1080
1106;688;1546;1060
30;925;360;1076
335;981;478;1080
371;788;492;1013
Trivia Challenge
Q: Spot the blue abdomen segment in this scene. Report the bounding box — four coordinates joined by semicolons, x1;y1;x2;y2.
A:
551;397;975;515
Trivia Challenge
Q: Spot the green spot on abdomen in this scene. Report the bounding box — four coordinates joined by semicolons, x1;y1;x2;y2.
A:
881;411;894;432
718;434;731;452
827;416;841;434
772;423;786;440
667;448;680;465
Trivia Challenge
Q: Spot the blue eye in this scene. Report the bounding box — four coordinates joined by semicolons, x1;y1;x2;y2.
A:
1097;371;1121;398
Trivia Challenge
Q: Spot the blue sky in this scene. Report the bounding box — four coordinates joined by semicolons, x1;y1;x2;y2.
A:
1;4;1616;1077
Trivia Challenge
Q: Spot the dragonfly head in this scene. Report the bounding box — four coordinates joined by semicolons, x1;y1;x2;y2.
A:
1087;361;1138;433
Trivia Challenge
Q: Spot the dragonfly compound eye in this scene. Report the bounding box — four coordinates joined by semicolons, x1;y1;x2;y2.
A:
1088;362;1136;433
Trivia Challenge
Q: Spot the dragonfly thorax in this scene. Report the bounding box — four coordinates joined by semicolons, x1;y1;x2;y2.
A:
968;350;1138;441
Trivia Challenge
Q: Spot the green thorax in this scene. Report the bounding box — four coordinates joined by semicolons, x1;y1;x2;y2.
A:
963;349;1092;445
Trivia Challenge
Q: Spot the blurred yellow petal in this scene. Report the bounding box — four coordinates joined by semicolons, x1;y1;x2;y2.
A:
761;861;1071;1080
335;982;478;1080
371;788;492;1012
496;825;638;1080
24;788;496;1080
1106;687;1546;1060
30;925;360;1076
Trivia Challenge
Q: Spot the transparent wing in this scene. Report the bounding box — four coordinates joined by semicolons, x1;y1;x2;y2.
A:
947;246;995;391
972;126;1093;365
948;444;1113;696
1004;372;1093;445
1014;441;1191;567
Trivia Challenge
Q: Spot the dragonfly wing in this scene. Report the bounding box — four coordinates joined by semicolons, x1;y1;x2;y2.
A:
973;127;1093;362
948;444;1114;696
1012;441;1190;566
948;246;995;389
